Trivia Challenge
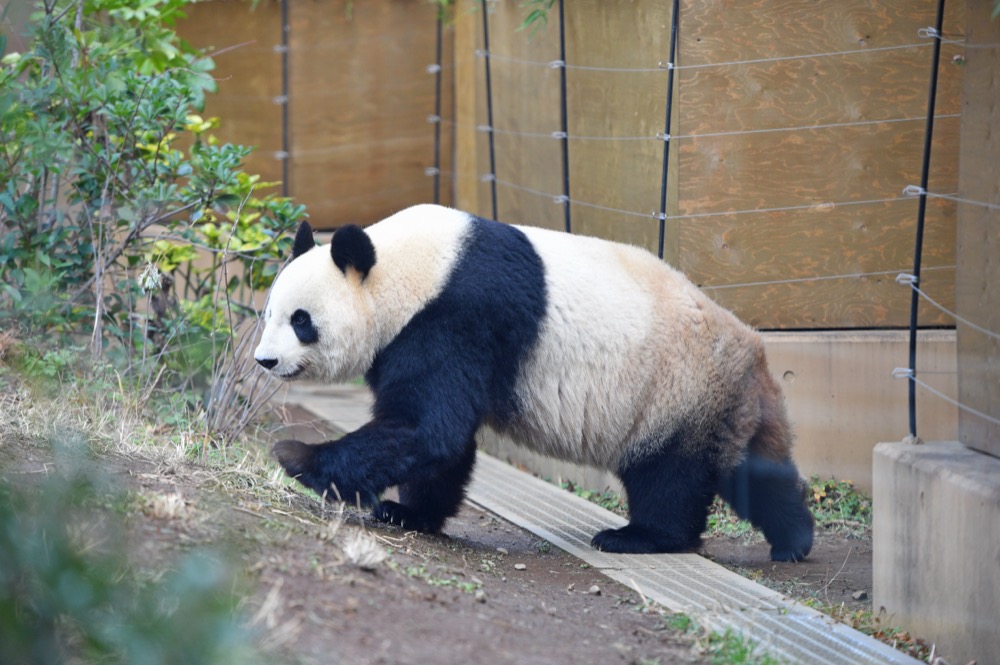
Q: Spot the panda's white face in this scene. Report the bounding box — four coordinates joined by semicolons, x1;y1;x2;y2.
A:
254;246;376;383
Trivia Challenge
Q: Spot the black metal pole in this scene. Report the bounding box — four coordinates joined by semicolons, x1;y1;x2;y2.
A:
557;0;571;233
657;0;680;260
907;0;947;437
481;1;499;220
280;0;290;197
433;14;443;205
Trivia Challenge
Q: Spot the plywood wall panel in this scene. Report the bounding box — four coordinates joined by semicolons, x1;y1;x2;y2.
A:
288;0;451;227
453;0;962;329
484;1;564;230
179;0;284;188
564;0;677;253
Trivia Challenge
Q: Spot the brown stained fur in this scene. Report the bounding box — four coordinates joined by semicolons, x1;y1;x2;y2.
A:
746;351;796;462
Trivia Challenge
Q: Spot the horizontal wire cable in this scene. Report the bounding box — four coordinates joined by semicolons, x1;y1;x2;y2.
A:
494;178;655;220
443;113;959;143
670;113;960;141
918;26;1000;49
445;170;942;230
476;39;931;73
903;281;1000;340
497;174;923;222
898;372;1000;427
475;49;665;72
903;185;1000;211
672;41;931;71
702;265;954;291
490;178;958;292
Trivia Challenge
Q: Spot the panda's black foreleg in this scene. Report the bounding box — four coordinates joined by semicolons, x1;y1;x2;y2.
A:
593;448;716;554
272;420;430;507
373;439;477;533
718;454;814;562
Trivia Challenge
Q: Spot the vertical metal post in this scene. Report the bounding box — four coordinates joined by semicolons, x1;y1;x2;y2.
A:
557;0;571;233
433;13;443;205
907;0;947;437
657;0;680;260
280;0;290;198
481;1;499;220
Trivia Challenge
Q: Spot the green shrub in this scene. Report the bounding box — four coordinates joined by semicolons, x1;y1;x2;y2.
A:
0;0;307;441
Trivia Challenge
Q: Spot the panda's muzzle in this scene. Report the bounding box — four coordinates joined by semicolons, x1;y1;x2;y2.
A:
255;356;307;380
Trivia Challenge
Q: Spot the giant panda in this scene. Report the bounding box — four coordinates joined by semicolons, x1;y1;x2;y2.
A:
254;204;814;561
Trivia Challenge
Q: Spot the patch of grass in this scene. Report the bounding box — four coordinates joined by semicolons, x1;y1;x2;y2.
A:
555;479;628;514
807;477;871;536
702;627;785;665
706;498;759;541
388;562;483;594
801;600;932;662
658;611;784;664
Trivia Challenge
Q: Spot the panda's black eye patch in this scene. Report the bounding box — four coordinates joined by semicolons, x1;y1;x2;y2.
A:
290;309;319;345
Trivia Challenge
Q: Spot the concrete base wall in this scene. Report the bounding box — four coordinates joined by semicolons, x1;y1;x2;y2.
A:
480;330;958;494
873;441;1000;665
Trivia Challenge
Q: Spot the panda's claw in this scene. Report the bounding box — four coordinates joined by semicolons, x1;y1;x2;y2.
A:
373;500;438;533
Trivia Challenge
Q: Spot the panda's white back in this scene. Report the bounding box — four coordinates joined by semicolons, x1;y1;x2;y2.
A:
504;223;762;471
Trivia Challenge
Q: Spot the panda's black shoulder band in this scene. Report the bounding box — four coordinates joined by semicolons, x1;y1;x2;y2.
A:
292;220;316;259
331;224;377;279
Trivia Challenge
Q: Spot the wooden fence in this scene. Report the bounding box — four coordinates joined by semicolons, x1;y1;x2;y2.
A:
180;0;965;330
180;0;453;226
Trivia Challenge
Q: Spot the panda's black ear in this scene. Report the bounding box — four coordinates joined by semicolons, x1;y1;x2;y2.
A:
292;221;316;259
331;224;376;280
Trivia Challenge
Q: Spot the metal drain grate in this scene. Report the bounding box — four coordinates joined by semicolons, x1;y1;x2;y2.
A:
468;453;919;665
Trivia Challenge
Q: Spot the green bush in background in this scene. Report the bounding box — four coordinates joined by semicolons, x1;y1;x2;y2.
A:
0;0;307;438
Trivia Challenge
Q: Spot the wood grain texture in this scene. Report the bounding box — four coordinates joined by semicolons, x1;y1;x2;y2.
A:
178;0;285;188
674;0;963;328
677;117;960;213
454;0;481;216
564;0;678;252
955;0;1000;456
681;198;955;328
287;0;451;227
391;0;963;330
484;1;564;229
679;0;962;66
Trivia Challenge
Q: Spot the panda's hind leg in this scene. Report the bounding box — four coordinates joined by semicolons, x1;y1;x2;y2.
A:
592;445;716;554
718;454;814;562
373;439;477;533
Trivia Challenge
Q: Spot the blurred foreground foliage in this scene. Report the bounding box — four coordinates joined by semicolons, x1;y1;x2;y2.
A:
0;456;258;665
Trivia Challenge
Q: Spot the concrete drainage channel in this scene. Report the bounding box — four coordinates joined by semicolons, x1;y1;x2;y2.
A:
282;385;917;665
468;453;918;665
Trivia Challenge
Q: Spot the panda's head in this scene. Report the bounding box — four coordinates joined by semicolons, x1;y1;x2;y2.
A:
254;221;378;383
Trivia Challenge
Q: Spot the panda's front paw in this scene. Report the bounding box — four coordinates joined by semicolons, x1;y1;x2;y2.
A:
274;439;316;479
273;439;332;498
373;500;440;533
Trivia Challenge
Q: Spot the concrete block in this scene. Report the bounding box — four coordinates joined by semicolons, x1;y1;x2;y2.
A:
873;441;1000;665
766;331;956;493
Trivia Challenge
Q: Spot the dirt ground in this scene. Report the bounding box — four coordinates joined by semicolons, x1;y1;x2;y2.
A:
1;394;877;665
702;526;872;615
1;435;710;664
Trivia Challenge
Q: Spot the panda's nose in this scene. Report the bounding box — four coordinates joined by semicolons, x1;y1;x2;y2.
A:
256;357;279;370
